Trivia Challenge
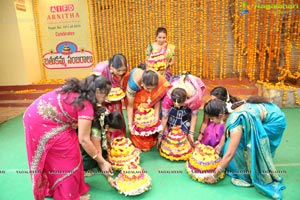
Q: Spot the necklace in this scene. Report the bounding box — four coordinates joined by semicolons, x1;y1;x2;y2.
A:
147;96;152;105
146;90;152;105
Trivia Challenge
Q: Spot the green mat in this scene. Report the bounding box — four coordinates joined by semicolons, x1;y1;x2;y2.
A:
0;108;299;200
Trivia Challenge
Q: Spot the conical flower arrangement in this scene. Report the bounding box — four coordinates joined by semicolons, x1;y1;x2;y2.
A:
160;126;193;161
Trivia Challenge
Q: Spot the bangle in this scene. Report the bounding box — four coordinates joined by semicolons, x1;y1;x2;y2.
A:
158;133;166;139
128;122;132;126
211;174;217;181
92;151;99;159
189;130;194;135
217;165;225;173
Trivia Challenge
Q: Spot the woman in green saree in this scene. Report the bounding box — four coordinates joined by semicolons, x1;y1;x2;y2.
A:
203;98;286;199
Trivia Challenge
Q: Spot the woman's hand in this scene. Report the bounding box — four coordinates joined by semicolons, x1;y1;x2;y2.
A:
156;134;163;149
204;174;218;184
193;140;200;147
187;134;195;148
197;133;203;142
128;123;134;135
98;160;114;177
107;176;117;188
215;144;222;154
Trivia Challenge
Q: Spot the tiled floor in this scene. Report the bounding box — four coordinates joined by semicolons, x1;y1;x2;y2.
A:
0;107;27;124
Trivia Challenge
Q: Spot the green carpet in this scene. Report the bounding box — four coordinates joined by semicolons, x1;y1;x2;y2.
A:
0;108;299;200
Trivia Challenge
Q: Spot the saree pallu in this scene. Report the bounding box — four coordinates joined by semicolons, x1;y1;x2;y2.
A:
125;69;171;150
245;103;286;157
166;74;206;112
23;91;92;200
200;121;224;147
224;110;285;199
92;61;127;138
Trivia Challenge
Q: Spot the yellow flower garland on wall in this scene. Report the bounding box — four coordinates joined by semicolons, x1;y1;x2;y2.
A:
81;0;300;89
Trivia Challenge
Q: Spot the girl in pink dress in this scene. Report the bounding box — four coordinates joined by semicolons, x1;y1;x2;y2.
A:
197;86;239;148
23;75;115;200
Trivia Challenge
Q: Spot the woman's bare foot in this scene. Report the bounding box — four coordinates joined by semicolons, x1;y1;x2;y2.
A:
80;194;90;200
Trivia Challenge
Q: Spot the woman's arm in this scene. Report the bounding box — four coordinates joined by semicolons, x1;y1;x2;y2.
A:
153;100;161;121
157;110;169;149
205;127;242;184
198;113;209;141
187;113;198;147
78;119;114;176
90;136;116;187
126;94;135;133
215;133;225;154
78;120;103;162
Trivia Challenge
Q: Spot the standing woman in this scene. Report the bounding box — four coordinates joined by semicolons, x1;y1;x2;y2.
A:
125;67;171;151
203;99;286;199
158;72;205;147
92;54;128;138
23;75;114;200
146;27;175;81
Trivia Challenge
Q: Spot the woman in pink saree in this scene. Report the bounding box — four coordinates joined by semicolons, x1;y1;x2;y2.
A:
92;54;128;139
23;75;114;200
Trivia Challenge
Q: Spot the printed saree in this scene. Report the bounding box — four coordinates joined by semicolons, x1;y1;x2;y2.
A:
125;68;171;150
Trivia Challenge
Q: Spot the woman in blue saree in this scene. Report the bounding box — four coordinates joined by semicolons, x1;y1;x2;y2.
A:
203;98;286;199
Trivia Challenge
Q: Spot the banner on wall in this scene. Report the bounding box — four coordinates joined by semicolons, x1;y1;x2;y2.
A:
35;1;94;79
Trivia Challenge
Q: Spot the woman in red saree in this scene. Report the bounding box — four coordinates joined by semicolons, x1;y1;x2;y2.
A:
92;54;128;139
125;67;171;151
23;75;115;200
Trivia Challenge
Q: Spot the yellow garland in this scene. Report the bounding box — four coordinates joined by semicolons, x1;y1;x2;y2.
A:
65;0;300;94
257;80;300;106
33;0;46;80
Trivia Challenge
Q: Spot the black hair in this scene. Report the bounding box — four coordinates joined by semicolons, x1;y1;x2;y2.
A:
137;63;147;70
142;70;159;87
92;106;107;129
210;86;239;103
231;95;270;110
171;88;187;104
104;111;124;129
156;27;167;36
108;54;127;69
204;99;228;117
92;109;124;130
57;74;112;110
